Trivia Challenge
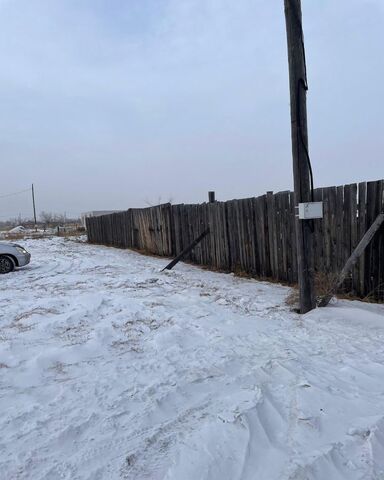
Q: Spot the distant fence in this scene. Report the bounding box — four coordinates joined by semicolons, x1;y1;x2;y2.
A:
86;179;384;301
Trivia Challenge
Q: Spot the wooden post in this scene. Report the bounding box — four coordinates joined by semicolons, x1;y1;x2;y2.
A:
162;228;210;271
319;213;384;307
208;191;215;203
284;0;315;313
32;183;37;231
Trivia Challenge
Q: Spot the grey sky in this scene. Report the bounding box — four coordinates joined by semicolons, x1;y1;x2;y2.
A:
0;0;383;219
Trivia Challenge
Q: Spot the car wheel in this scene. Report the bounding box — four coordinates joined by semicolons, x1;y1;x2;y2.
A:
0;255;15;274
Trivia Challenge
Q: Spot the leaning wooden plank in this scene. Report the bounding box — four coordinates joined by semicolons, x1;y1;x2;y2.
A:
161;228;210;271
319;213;384;307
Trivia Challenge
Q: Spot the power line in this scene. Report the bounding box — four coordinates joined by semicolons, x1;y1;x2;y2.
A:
0;187;31;199
0;212;81;219
0;213;32;218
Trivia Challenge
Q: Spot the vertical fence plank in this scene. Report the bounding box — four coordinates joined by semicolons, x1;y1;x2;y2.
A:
313;188;324;277
266;192;277;279
349;184;358;295
367;180;384;300
365;181;378;296
378;181;384;301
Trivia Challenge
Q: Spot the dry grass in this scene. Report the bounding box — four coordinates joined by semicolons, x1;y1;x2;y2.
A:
285;271;384;308
1;230;84;241
314;271;339;298
57;231;85;238
0;232;27;240
1;231;52;241
361;283;384;303
285;271;340;310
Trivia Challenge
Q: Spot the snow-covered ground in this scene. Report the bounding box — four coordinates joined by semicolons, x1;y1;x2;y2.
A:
1;237;384;480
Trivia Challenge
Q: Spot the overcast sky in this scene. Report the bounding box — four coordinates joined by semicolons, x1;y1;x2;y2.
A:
0;0;383;219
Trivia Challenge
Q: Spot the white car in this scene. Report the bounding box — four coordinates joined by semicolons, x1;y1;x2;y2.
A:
0;242;31;274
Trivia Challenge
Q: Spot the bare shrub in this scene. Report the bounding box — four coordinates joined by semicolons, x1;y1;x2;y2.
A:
286;272;340;310
362;283;384;303
314;271;339;298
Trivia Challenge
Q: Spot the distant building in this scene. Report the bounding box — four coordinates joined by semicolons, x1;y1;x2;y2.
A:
81;210;122;228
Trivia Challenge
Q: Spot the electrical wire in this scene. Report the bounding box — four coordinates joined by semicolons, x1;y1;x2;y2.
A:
291;2;315;203
297;78;314;203
0;187;31;199
292;4;315;233
0;213;32;218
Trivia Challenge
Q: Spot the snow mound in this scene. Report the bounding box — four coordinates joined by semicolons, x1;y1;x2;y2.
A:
8;225;26;233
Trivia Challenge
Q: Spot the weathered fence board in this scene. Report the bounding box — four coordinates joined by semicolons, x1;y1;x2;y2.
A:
86;179;384;301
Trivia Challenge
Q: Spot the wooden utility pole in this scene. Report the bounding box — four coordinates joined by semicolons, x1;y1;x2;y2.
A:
284;0;315;313
32;183;37;231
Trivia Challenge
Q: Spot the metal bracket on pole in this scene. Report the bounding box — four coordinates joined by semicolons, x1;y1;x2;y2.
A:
297;202;323;219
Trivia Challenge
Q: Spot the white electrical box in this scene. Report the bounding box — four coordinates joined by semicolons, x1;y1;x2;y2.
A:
298;202;323;219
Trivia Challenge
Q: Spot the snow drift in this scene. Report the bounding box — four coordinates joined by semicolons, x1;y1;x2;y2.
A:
0;237;384;479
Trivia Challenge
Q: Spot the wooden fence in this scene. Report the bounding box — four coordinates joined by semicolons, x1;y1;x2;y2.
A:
86;179;384;300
